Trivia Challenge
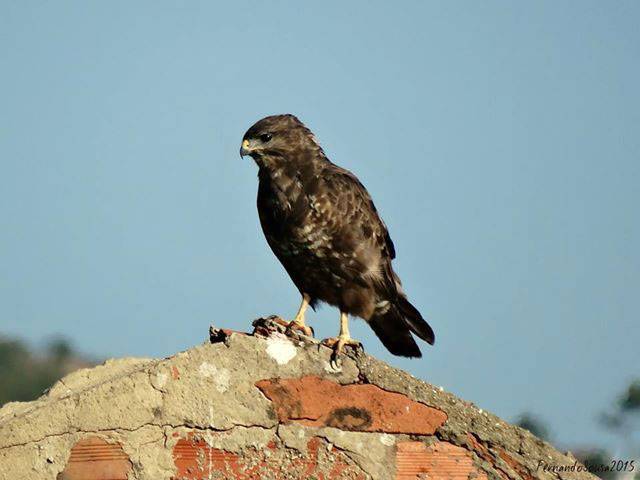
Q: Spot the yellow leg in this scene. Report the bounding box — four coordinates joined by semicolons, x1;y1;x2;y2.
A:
286;293;313;337
322;311;361;363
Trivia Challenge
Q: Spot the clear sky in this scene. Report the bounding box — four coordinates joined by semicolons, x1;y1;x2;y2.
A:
1;1;638;452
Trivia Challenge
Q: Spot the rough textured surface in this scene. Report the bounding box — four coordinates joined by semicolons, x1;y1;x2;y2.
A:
173;435;366;479
0;317;597;480
256;376;447;434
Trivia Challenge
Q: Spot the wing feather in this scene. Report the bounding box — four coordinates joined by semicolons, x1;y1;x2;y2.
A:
315;164;397;294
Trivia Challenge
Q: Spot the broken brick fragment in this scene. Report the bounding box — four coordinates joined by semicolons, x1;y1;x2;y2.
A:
172;434;365;479
466;432;493;462
396;441;489;480
256;375;447;434
497;448;536;480
56;437;132;480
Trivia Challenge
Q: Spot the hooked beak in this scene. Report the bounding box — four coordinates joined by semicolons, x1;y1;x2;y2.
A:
240;139;252;158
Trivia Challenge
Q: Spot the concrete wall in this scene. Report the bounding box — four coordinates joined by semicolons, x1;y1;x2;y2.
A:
0;318;596;480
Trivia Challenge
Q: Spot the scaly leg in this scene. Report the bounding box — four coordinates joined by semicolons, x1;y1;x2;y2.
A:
322;311;361;365
285;293;314;337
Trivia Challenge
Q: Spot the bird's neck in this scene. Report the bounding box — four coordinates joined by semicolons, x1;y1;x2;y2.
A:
256;151;325;183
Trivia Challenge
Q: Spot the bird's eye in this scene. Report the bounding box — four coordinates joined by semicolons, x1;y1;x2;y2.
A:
260;133;273;143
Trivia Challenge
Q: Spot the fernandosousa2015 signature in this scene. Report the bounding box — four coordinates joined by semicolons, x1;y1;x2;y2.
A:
537;459;636;475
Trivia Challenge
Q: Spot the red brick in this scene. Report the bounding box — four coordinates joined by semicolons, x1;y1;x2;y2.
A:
256;376;447;434
497;448;535;480
465;434;510;480
57;437;132;480
172;434;365;479
396;441;488;480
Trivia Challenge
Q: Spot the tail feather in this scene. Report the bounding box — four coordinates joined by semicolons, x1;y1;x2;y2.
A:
396;296;435;345
368;297;434;358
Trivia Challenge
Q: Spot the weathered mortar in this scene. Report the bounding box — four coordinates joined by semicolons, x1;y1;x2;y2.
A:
0;318;596;480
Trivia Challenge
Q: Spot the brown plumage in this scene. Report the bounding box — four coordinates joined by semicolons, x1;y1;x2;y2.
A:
240;114;434;358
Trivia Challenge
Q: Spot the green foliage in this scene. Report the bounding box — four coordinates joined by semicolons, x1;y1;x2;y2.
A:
47;338;73;361
598;378;640;475
0;336;88;407
515;412;550;441
575;449;618;480
600;378;640;436
619;380;640;412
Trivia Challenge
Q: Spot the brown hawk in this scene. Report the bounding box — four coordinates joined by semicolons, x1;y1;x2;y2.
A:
240;114;434;361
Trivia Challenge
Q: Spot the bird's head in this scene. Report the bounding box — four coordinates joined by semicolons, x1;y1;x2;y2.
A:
240;114;323;166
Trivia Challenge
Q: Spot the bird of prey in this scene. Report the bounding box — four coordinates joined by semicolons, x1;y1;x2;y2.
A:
240;114;434;360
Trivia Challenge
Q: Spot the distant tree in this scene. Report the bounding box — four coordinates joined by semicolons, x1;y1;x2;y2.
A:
0;338;28;367
0;336;94;407
619;380;640;412
594;379;640;480
574;449;617;480
47;337;73;361
599;379;640;458
0;338;50;405
515;412;550;441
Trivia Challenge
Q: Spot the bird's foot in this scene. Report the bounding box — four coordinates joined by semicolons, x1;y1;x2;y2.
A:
285;319;314;338
322;335;362;368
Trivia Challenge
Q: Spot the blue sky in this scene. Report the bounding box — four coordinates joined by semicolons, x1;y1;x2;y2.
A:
1;1;638;452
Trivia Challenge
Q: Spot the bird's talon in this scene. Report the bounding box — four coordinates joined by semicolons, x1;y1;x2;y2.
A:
285;320;314;338
322;335;361;363
330;355;342;370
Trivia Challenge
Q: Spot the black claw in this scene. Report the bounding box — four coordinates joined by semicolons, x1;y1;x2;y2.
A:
330;353;342;370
